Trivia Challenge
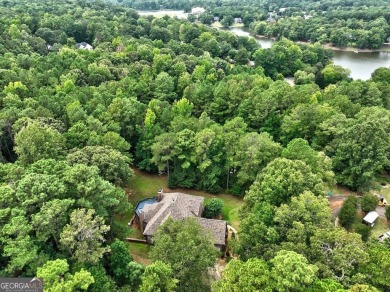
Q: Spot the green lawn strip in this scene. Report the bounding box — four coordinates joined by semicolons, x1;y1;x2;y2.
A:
125;241;151;265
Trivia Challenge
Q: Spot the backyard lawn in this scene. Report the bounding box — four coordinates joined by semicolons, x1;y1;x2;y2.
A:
126;167;244;228
124;167;244;263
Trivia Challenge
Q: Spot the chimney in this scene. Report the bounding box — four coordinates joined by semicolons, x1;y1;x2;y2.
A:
157;189;164;202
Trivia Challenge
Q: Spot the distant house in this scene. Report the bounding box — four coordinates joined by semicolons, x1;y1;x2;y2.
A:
234;17;243;24
279;7;287;13
267;16;276;23
75;42;93;50
191;7;205;15
134;190;227;251
213;16;220;22
248;60;255;67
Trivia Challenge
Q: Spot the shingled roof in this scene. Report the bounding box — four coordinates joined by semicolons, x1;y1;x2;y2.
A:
138;192;227;246
196;217;227;246
143;193;204;236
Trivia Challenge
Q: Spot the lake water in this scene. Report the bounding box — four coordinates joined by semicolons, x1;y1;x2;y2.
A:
137;10;390;80
229;27;390;80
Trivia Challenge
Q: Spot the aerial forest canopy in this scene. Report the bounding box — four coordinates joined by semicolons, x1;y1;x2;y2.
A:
0;0;390;290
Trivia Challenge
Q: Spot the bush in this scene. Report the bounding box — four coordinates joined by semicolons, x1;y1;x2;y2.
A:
339;196;357;229
386;206;390;221
353;223;371;242
204;198;224;218
360;194;378;213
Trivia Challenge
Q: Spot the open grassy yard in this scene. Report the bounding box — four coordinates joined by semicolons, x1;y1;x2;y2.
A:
127;167;244;228
371;217;389;238
124;167;244;263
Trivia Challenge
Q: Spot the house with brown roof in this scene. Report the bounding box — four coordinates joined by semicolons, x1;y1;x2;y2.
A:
134;190;227;251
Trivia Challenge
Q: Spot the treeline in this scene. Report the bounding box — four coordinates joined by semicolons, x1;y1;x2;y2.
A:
0;0;390;290
123;0;390;49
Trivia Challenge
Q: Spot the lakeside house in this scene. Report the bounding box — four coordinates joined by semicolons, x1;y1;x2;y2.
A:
191;7;205;15
134;190;227;251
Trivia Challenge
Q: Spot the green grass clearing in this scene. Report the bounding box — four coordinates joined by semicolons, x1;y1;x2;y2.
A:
125;241;151;265
127;167;243;229
124;167;244;263
211;21;223;28
371;217;390;239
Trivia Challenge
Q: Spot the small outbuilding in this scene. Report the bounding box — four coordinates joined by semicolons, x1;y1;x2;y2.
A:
362;211;379;227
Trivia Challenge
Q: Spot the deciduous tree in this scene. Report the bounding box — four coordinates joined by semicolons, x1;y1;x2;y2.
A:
149;218;218;292
60;208;110;264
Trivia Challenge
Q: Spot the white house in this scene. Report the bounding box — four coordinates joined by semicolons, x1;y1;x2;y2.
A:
191;7;205;15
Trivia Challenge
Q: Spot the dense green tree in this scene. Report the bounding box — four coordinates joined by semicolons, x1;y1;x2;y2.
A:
203;198;224;218
235;202;277;260
109;240;144;288
333;107;390;191
37;259;94;291
274;191;333;246
360;243;390;290
310;228;368;284
60;208;110;264
139;261;178;292
385;206;390;221
0;213;38;275
213;258;272;292
31;199;74;247
281;103;338;145
320;64;351;88
244;158;324;209
360;194;378;213
221;15;234;27
270;250;318;291
338;196;358;229
149;218;218;292
15;172;67;216
14;122;65;165
67;146;133;185
234;132;282;192
282;138;334;186
310;278;345;292
354;223;371;242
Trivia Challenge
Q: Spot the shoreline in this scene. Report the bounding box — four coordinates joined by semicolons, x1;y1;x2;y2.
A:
254;34;390;53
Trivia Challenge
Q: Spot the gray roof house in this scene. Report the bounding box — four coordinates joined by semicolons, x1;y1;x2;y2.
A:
75;42;93;50
134;190;227;250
